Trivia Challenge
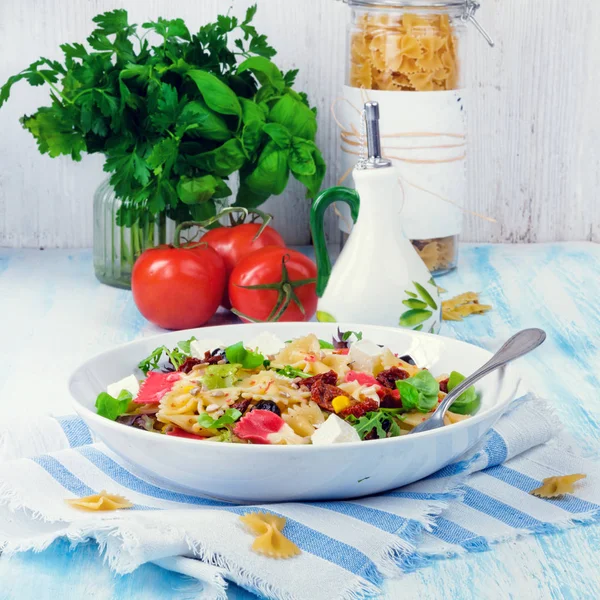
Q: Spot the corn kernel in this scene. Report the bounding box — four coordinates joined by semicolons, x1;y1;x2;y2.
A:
332;396;351;413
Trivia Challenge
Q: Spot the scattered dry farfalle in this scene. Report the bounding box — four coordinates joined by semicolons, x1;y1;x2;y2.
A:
442;292;492;321
65;490;133;511
240;512;301;559
530;474;587;499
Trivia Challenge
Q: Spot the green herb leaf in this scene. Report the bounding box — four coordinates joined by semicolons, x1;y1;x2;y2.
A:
21;108;87;160
225;341;265;369
268;92;317;141
446;371;481;415
413;282;438;310
276;365;311;379
237;56;285;92
187;70;242;118
96;389;133;421
177;175;223;205
142;17;191;41
198;408;242;429
242;140;290;196
262;122;291;149
288;138;316;176
399;309;432;328
402;298;428;309
397;371;440;413
316;311;336;323
178;100;231;141
187;138;246;177
292;141;325;198
319;339;335;349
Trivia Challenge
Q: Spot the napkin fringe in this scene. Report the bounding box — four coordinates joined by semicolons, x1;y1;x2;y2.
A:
88;521;383;600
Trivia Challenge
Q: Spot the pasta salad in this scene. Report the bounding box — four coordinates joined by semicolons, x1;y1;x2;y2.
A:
95;331;481;445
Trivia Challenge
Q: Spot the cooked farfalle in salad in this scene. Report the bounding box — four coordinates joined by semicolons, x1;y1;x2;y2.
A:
95;330;481;445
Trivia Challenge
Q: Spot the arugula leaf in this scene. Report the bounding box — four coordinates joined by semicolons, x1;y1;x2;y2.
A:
137;337;196;374
397;371;440;413
225;341;264;369
198;408;242;429
319;339;335;350
96;389;133;421
346;409;404;440
177;336;197;354
446;371;481;415
202;364;239;390
276;365;311;379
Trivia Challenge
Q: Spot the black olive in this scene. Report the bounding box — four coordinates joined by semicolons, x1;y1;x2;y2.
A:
252;400;281;416
399;354;416;366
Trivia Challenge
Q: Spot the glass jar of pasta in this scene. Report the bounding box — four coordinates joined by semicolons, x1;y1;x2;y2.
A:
336;0;492;274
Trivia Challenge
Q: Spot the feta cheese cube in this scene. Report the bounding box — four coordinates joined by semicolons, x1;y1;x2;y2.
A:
246;332;285;357
190;339;225;359
107;374;139;399
310;414;361;445
348;339;383;373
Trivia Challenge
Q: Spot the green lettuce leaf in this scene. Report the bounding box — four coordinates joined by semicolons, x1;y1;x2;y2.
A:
96;389;133;421
397;370;439;413
447;371;481;415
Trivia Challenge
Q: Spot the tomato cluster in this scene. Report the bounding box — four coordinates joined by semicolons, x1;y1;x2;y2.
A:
132;217;318;330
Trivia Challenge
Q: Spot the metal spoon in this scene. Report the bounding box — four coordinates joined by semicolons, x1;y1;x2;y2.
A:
409;328;547;435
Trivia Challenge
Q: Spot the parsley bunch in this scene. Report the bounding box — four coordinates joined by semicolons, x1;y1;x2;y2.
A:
0;7;325;228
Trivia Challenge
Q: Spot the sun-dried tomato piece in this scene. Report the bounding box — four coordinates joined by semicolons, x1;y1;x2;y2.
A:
377;387;402;409
439;378;449;393
203;350;227;365
376;367;409;389
230;398;252;414
301;370;338;390
338;398;379;419
310;379;348;412
178;357;204;374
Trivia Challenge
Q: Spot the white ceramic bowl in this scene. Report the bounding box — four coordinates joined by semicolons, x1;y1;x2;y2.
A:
69;323;521;503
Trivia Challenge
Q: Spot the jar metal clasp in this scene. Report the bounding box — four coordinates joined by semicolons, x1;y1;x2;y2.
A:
463;0;495;47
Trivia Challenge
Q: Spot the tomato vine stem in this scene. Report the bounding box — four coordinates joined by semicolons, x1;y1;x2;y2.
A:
232;255;316;322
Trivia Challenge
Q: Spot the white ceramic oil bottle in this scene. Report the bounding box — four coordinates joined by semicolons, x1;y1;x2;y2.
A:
310;101;441;333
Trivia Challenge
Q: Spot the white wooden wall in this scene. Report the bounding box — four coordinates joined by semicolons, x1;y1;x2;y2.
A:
0;0;598;247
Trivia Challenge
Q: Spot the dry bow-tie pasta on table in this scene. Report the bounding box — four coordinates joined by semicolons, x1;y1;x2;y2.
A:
349;13;459;92
95;331;481;445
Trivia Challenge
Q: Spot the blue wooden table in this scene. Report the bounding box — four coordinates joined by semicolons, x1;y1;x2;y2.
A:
1;243;599;600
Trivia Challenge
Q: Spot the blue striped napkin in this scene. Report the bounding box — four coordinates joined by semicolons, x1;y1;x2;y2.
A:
0;396;598;600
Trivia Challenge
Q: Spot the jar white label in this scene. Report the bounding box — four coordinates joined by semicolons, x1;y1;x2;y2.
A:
338;86;467;240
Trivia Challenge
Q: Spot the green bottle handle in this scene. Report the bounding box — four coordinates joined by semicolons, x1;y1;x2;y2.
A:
309;186;360;297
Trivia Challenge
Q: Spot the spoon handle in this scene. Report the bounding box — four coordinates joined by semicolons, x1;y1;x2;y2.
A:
438;328;547;418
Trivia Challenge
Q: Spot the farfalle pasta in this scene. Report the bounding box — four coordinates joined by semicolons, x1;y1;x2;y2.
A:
349;13;460;91
96;332;482;445
239;512;301;559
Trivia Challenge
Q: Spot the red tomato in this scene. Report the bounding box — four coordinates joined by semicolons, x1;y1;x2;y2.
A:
200;223;286;308
132;244;226;330
229;247;317;322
